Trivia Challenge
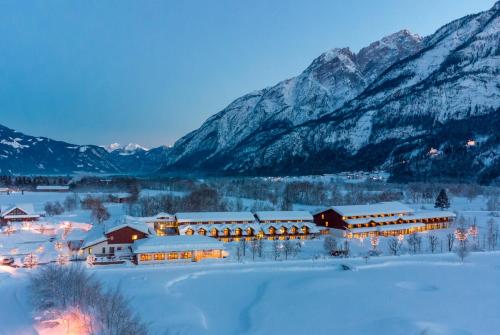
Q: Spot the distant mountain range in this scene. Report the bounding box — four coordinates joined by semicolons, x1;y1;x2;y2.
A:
1;2;499;183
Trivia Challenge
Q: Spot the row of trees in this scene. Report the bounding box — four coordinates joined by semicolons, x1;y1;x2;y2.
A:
30;264;149;335
44;194;110;224
234;239;303;262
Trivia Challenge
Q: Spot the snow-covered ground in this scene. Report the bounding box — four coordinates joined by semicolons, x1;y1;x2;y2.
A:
0;190;498;334
1;252;500;335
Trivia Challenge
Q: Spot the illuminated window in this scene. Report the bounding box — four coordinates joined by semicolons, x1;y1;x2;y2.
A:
325;221;329;227
321;214;325;219
167;252;179;260
131;234;138;240
140;254;153;261
180;251;192;259
154;253;165;261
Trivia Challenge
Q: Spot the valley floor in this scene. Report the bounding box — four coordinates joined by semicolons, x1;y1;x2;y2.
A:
1;251;500;335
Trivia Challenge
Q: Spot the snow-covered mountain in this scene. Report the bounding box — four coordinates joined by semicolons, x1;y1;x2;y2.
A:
1;3;498;183
0;124;122;175
161;2;500;183
102;143;149;155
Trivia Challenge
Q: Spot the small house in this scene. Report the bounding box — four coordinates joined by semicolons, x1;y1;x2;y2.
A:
80;222;151;257
0;204;40;225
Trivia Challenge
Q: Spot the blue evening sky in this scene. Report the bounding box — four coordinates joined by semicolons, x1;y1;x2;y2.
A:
0;0;495;147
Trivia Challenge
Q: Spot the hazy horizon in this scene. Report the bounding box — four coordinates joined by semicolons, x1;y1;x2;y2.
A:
0;0;496;148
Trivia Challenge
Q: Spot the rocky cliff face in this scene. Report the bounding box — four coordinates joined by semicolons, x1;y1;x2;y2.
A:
166;30;423;168
162;2;500;183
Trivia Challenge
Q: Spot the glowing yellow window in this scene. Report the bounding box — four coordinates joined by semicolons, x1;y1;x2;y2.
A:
321;214;325;219
131;234;138;240
325;221;329;227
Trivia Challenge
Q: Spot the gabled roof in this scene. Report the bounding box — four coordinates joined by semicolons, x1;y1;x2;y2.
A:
0;203;37;217
81;225;107;249
175;212;255;223
154;212;176;220
254;211;313;222
105;222;150;235
320;202;414;217
35;185;70;191
132;235;224;254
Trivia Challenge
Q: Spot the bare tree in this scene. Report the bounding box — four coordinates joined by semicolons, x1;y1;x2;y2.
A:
257;239;264;258
250;239;259;261
235;243;243;262
342;240;350;258
239;238;247;257
446;233;456;252
44;201;65;216
282;240;301;260
272;240;282;261
63;194;79;212
428;234;439;253
323;235;338;255
407;233;422;254
29;264;149;335
387;237;401;256
456;239;469;262
91;203;111;224
487;218;498;250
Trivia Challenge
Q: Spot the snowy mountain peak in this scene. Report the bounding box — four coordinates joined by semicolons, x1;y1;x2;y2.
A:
102;143;148;153
160;3;499;184
102;143;122;152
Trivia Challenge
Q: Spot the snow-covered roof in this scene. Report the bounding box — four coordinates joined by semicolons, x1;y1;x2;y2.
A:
1;203;36;216
35;185;70;191
254;211;313;222
65;229;88;241
175;212;255;223
327;202;414;217
105;222;150;235
345;210;456;225
346;223;426;234
81;225;107;249
0;187;11;192
407;211;456;220
154;212;176;220
178;222;320;235
132;235;225;254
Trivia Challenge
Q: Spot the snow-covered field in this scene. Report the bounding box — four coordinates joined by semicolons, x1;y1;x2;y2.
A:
1;252;500;335
0;190;498;334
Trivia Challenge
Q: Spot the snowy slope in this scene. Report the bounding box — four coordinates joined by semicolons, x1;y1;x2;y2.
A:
164;30;422;169
0;124;165;175
161;2;500;183
0;124;123;175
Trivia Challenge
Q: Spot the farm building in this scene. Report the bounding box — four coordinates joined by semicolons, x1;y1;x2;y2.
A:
35;185;70;192
0;204;40;225
313;202;455;238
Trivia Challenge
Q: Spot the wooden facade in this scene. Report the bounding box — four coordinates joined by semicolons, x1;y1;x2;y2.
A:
314;204;455;238
106;226;148;244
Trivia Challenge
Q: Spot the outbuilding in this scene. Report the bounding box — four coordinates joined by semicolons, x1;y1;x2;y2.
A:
132;235;227;264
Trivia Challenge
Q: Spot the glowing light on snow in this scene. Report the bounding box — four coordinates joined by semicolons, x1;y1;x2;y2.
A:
36;309;90;335
466;139;476;147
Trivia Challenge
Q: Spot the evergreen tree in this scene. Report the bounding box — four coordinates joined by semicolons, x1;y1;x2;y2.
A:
434;189;450;210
